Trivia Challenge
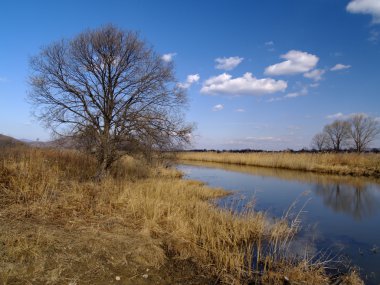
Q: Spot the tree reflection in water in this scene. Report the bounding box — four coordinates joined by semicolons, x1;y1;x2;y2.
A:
314;183;379;220
178;162;380;285
179;160;380;220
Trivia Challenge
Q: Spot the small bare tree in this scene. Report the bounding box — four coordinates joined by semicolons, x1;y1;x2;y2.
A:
349;114;380;152
29;25;192;179
311;132;329;151
323;120;351;151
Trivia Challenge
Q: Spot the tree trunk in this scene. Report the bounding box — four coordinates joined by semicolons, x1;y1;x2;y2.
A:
93;135;113;181
94;145;118;181
94;157;109;181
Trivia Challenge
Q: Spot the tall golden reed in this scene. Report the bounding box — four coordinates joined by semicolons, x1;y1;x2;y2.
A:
178;151;380;178
0;147;363;284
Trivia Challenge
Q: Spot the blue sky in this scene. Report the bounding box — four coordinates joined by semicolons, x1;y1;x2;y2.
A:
1;0;380;149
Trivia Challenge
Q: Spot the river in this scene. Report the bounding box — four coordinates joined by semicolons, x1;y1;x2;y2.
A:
177;161;380;285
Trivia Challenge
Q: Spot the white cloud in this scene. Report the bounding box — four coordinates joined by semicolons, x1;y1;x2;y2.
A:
284;86;308;98
303;69;325;81
161;53;177;62
265;50;319;76
327;112;373;120
235;108;245;112
326;112;344;119
212;104;224;111
267;97;283;102
178;74;200;89
265;41;275;52
187;74;200;84
201;72;287;96
284;92;301;98
331;64;351;71
215;56;244;71
268;86;308;102
347;0;380;24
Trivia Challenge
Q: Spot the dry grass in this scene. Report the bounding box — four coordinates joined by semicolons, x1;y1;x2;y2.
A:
340;270;365;285
0;147;363;284
177;151;380;178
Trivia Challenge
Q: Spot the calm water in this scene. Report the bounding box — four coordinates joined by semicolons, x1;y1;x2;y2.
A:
177;161;380;285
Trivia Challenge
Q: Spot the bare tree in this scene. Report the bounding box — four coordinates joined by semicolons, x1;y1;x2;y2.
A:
323;120;351;151
349;114;380;152
311;132;329;151
29;25;192;179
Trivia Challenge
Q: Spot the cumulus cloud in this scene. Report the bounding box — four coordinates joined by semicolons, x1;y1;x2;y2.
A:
161;53;177;62
347;0;380;23
265;50;319;76
201;72;287;96
178;74;200;89
331;64;351;71
265;41;274;46
212;104;224;111
303;69;325;81
215;56;244;70
235;108;245;112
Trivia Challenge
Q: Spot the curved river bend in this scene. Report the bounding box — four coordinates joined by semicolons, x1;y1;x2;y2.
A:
177;161;380;285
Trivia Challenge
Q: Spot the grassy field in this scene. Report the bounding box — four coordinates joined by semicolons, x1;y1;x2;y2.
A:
0;147;362;284
177;151;380;178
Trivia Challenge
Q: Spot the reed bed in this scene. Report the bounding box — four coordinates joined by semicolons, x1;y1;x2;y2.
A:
178;151;380;178
0;147;363;284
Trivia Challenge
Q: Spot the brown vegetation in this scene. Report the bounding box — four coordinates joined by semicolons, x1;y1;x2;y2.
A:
178;151;380;178
0;147;362;284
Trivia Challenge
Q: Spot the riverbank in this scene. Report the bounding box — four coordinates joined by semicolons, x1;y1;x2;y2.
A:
0;147;362;284
177;151;380;178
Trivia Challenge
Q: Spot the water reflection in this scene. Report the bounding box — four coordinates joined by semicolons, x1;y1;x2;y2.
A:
314;183;379;220
177;161;380;285
179;160;380;220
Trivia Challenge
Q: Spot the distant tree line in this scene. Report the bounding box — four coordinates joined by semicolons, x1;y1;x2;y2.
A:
181;148;380;154
311;114;380;152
